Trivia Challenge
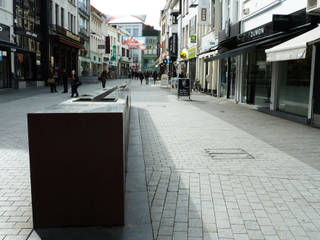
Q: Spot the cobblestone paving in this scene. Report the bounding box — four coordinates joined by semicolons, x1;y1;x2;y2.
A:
0;80;128;240
131;82;320;240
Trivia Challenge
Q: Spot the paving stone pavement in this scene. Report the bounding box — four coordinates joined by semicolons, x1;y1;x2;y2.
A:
1;79;320;240
0;79;128;240
131;81;320;240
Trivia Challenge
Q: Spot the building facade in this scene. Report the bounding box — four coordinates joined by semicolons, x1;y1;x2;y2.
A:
78;0;90;77
142;26;160;73
90;5;104;76
48;0;83;78
14;0;48;88
0;0;15;89
108;16;147;72
161;0;320;127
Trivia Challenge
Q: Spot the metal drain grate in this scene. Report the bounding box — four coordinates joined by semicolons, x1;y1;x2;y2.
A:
204;148;254;160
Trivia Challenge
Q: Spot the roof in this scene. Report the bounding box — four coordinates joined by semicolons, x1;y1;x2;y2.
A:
106;15;147;24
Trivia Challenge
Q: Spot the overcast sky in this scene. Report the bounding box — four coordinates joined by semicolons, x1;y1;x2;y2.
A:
90;0;167;29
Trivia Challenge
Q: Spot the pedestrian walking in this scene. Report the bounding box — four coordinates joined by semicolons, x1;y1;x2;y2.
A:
145;71;149;85
153;71;157;85
100;70;107;89
62;68;68;93
70;70;80;98
48;68;57;93
139;72;144;85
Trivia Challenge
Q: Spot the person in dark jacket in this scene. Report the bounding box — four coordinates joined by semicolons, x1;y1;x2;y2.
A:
70;70;79;97
62;69;68;93
100;70;107;89
139;72;144;85
48;68;57;93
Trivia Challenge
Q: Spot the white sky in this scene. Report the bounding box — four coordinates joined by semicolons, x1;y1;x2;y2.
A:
90;0;167;30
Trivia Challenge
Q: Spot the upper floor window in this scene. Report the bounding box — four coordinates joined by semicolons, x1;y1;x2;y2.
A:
0;0;4;8
211;0;215;29
61;8;64;28
133;28;139;36
55;4;59;26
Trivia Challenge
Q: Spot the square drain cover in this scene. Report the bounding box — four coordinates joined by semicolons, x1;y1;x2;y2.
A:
205;148;254;160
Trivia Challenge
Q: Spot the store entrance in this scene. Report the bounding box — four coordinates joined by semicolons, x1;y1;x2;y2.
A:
245;49;272;107
0;50;11;89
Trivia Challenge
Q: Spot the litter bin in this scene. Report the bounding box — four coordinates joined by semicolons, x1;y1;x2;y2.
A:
28;87;130;229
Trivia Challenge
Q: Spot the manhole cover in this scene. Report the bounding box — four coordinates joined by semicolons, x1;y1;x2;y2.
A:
204;148;254;160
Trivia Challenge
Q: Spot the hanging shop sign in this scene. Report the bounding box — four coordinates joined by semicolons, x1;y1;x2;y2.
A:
105;36;110;54
169;33;178;57
190;35;197;43
0;24;10;42
113;45;117;58
198;0;210;25
188;47;197;59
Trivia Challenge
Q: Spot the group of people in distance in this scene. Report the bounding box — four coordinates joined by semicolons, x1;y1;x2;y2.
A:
47;68;81;98
131;71;158;85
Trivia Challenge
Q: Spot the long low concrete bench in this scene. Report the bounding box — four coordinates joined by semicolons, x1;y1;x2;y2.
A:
27;86;130;230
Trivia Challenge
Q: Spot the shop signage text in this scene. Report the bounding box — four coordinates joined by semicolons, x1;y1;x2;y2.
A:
0;24;10;42
66;31;80;42
169;33;178;57
26;31;38;38
188;47;197;59
190;35;197;43
198;0;210;25
273;15;293;32
178;78;191;98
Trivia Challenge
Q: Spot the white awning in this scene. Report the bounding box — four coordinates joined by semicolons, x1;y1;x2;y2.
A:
265;25;320;62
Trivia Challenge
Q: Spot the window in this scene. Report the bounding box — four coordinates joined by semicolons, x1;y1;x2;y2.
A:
133;28;139;36
73;15;76;33
0;0;4;8
211;0;215;29
122;48;125;57
68;13;70;30
61;8;64;28
55;4;59;25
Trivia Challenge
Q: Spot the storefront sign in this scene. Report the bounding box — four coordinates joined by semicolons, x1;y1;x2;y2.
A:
0;24;10;42
98;45;105;49
113;45;117;58
188;47;197;59
66;31;80;42
190;35;197;43
273;15;292;32
201;32;217;52
26;31;38;38
169;33;178;57
198;0;210;24
178;78;191;98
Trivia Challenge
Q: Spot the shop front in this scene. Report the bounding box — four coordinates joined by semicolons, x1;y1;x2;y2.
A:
265;25;320;123
15;31;43;88
188;47;197;88
49;28;83;77
0;23;14;89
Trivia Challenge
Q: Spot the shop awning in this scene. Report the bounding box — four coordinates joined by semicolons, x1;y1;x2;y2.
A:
59;39;84;49
265;25;320;62
205;44;256;62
